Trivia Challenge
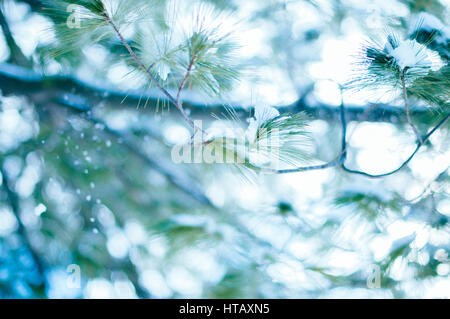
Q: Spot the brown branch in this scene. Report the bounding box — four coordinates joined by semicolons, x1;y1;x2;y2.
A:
177;54;196;104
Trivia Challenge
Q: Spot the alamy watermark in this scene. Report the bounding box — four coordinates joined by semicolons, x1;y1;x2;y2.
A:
171;120;282;168
66;4;82;29
366;264;381;289
66;264;81;289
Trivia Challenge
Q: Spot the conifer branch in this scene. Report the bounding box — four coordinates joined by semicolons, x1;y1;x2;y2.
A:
0;55;447;178
265;86;448;178
175;54;205;134
105;15;197;131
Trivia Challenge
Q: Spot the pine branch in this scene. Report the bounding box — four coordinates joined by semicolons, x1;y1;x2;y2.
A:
176;54;204;134
104;14;198;131
52;97;311;270
266;87;448;178
1;60;447;178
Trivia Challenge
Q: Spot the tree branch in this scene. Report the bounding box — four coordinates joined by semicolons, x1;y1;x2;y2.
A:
2;60;447;178
177;54;196;104
265;86;448;179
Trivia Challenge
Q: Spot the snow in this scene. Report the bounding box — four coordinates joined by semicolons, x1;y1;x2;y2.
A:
387;39;432;71
34;203;47;216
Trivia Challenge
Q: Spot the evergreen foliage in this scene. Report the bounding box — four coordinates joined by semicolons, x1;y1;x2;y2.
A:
0;0;448;299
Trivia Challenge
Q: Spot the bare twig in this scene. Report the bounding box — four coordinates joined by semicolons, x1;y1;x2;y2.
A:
266;85;449;179
342;114;450;178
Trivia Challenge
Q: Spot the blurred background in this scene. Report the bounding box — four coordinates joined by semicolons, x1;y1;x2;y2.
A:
0;0;449;298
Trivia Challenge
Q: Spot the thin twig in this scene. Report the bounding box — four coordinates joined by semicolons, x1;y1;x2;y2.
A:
176;54;206;134
342;114;449;178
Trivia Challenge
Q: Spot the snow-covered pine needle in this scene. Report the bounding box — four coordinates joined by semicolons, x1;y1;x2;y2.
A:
347;31;448;141
348;35;440;90
348;32;447;108
388;39;432;72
